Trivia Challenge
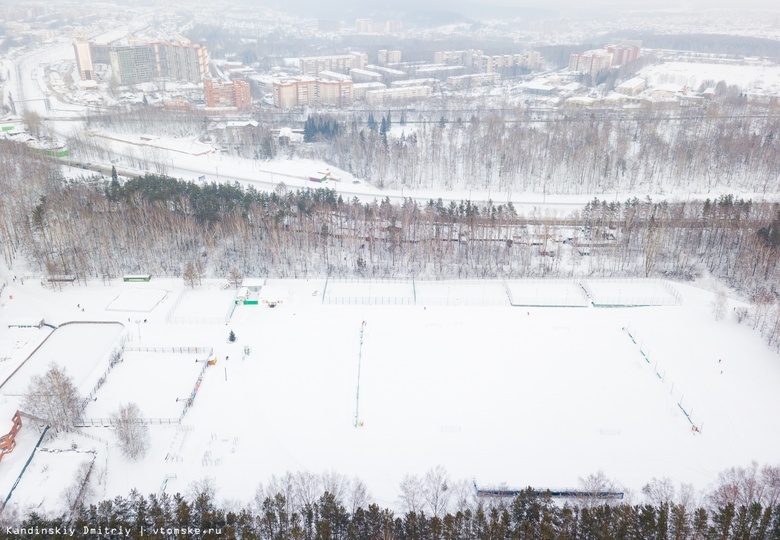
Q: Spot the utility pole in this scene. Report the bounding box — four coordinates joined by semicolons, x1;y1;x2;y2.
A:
354;320;366;427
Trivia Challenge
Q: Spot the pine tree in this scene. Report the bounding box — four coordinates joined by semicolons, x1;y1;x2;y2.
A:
229;330;236;342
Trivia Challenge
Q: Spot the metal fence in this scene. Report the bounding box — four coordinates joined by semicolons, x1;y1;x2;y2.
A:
582;279;683;307
166;288;233;325
623;325;703;433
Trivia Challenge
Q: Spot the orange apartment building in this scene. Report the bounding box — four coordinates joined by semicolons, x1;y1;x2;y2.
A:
204;78;252;110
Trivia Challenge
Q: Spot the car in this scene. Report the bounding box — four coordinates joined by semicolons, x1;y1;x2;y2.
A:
352;180;360;184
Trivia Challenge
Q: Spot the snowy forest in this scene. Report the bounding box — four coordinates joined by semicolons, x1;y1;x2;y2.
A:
66;89;780;196
4;464;780;540
3;139;780;350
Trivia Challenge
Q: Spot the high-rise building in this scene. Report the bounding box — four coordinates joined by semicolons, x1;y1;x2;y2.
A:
82;39;209;85
153;42;209;83
110;45;156;85
73;40;94;80
568;50;613;77
606;44;641;67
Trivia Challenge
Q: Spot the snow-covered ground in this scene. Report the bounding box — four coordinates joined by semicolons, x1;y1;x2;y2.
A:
0;273;778;514
640;62;780;95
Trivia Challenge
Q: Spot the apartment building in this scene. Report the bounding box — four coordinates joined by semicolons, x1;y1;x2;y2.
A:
204;78;252;110
153;42;209;83
350;68;383;83
446;73;500;89
378;49;402;65
273;79;353;108
353;82;387;100
73;40;94;80
299;53;368;76
365;86;431;105
110;44;156;85
87;39;209;85
568;51;614;77
606;44;641;67
434;49;483;66
434;49;541;74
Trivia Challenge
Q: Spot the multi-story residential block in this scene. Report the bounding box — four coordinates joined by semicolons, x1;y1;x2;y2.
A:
204;78;252;110
434;49;483;66
153;42;209;83
378;49;402;65
606;44;641;67
434;49;541;74
273;79;353;108
353;82;387;100
110;44;156;85
365;86;431;105
568;50;614;77
87;39;209;85
350;69;383;83
446;73;500;88
73;40;94;80
299;53;367;76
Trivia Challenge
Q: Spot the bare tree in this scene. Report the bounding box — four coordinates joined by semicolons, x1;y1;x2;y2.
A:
577;471;622;508
22;363;81;432
183;261;198;288
22;110;43;138
349;476;371;515
187;476;217;503
294;471;321;509
321;470;350;506
711;289;728;321
62;459;96;515
423;465;451;517
111;402;149;460
257;472;298;516
642;477;676;506
228;267;243;289
398;474;425;513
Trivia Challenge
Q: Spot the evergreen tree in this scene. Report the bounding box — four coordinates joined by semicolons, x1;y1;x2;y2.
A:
229;330;236;342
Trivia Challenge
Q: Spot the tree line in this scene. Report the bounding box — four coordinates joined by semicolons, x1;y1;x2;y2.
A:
296;97;780;197
4;484;780;539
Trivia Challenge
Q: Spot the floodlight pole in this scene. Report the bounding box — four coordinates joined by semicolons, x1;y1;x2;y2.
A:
354;320;366;427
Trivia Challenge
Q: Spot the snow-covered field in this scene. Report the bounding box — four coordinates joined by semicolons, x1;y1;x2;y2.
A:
640;62;780;95
584;279;681;307
0;275;779;513
167;283;235;324
106;287;169;312
0;323;124;396
506;279;589;307
83;350;208;421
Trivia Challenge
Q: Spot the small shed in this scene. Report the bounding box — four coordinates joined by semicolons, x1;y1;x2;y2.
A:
123;274;152;282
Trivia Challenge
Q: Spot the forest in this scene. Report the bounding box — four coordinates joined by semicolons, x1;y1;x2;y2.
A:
4;480;780;540
2;138;780;350
70;93;780;198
